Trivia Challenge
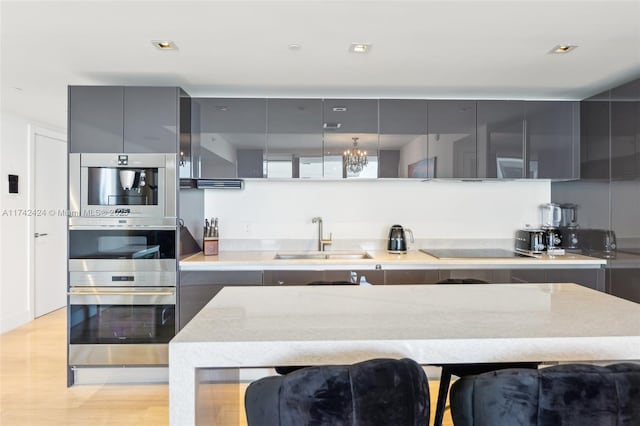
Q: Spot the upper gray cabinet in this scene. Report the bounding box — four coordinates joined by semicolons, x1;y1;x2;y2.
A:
323;99;379;179
611;79;640;179
477;101;525;178
581;92;611;180
265;99;323;178
69;86;124;153
193;98;267;178
525;101;580;179
427;100;477;178
69;86;183;153
379;100;427;178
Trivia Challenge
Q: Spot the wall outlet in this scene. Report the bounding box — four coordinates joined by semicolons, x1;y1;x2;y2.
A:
244;223;252;234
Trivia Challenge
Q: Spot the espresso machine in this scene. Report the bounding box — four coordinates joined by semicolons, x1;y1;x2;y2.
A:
559;203;580;251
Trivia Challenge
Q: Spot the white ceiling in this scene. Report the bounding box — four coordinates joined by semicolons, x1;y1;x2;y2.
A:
2;0;640;130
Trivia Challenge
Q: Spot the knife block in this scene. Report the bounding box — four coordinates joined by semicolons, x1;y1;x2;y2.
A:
203;237;219;256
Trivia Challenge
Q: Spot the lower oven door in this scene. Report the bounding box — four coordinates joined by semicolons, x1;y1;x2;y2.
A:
68;287;175;366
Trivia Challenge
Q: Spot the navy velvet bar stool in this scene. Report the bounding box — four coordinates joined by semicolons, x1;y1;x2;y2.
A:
245;358;430;426
449;363;640;426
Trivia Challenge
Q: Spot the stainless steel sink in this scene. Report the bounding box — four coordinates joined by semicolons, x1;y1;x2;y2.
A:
274;251;372;260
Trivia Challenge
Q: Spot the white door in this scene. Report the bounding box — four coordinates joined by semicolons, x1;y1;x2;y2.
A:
34;132;67;317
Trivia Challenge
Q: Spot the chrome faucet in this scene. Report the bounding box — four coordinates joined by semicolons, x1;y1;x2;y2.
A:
312;217;332;251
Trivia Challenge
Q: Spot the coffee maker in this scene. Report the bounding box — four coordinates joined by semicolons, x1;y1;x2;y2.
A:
559;203;580;250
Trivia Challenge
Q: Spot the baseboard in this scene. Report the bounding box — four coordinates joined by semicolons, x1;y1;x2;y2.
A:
0;309;32;334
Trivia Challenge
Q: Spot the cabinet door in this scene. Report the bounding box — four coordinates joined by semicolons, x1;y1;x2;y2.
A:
580;95;610;180
379;100;427;178
179;270;262;329
477;101;525;178
323;99;379;179
384;270;439;284
68;86;124;153
178;89;192;178
525;101;580;179
266;99;323;178
611;79;640;179
194;98;267;178
427;100;477;178
124;87;179;153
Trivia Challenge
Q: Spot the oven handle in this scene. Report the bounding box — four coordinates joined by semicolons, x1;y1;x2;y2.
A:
68;289;175;296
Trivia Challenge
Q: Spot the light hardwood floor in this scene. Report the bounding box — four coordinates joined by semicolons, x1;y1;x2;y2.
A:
1;308;453;425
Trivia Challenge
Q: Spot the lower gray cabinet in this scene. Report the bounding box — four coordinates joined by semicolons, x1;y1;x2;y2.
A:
383;270;439;285
178;270;262;329
263;270;384;286
607;268;640;303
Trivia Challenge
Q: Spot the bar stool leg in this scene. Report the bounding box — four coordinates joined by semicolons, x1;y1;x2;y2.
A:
434;367;452;426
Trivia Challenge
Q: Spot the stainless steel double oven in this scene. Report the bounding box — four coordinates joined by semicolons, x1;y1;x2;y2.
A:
68;153;178;368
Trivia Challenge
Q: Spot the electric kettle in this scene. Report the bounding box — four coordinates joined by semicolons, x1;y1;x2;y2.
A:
387;225;414;254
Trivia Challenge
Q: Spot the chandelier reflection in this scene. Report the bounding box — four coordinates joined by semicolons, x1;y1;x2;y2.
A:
343;137;368;174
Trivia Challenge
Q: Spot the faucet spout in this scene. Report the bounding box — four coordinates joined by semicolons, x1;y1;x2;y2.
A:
312;217;332;251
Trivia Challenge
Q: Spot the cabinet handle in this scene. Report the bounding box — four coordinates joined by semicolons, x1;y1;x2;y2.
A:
34;233;48;238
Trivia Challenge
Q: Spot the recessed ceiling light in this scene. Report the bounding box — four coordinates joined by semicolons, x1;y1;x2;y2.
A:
349;43;371;54
550;44;578;54
152;40;178;50
288;43;301;51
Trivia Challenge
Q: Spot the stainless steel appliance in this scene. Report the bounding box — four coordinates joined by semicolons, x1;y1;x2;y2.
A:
559;203;580;250
68;285;175;366
387;225;413;254
67;216;177;367
68;217;176;272
69;153;176;218
515;229;547;254
540;203;561;229
579;229;617;258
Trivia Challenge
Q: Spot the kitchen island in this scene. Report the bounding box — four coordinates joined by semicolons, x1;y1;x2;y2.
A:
169;283;640;425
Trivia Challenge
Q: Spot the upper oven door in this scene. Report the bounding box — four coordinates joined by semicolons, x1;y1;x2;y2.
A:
69;220;176;272
70;153;176;218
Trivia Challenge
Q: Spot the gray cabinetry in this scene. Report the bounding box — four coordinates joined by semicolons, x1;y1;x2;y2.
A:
69;86;184;153
263;270;384;286
69;86;124;153
265;99;323;178
123;87;180;153
525;101;580;179
427;100;477;178
378;100;427;178
611;80;640;179
178;270;262;329
580;93;611;180
477;101;525;178
323;99;379;179
383;270;439;284
192;98;267;178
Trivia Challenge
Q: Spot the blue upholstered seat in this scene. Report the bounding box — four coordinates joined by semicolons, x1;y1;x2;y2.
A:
245;358;430;426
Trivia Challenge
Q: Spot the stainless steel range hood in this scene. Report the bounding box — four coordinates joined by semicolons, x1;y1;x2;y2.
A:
179;178;244;189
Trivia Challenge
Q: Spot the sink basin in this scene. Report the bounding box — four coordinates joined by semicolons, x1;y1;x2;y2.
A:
274;251;372;260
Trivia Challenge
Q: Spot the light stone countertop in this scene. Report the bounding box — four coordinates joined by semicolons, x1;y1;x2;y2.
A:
169;283;640;424
179;249;606;271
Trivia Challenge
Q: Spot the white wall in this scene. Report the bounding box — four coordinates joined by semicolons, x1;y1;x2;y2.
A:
0;110;65;333
204;179;550;251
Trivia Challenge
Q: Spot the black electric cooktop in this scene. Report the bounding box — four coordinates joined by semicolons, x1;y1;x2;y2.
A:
420;248;535;259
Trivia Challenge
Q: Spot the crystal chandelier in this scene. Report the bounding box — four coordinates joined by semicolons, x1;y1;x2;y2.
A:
343;137;368;174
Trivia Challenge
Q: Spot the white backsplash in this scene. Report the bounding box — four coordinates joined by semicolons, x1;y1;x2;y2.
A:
203;179;550;251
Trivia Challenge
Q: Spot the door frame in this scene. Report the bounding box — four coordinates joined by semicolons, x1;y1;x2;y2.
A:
28;124;67;319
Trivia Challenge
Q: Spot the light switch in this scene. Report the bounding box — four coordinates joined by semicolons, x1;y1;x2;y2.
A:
8;174;18;194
